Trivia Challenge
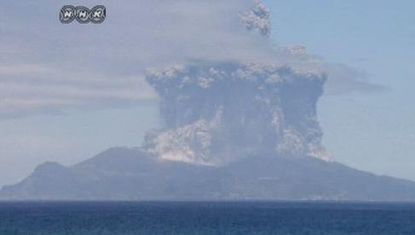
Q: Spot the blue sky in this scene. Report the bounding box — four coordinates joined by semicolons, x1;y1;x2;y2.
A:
0;0;414;186
265;0;415;180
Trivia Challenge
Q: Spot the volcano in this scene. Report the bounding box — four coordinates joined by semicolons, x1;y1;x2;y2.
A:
1;147;415;201
2;63;415;201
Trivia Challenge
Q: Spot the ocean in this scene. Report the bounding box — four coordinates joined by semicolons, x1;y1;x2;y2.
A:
0;201;414;235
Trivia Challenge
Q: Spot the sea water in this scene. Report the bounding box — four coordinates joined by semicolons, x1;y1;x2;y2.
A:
0;201;414;235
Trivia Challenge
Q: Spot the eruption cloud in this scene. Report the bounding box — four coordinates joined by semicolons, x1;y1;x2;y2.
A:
240;0;271;37
144;63;331;165
143;1;332;166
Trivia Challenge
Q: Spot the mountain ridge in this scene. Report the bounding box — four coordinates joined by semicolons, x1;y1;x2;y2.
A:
2;147;415;201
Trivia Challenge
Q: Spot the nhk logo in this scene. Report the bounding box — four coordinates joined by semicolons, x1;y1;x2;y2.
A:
60;5;106;24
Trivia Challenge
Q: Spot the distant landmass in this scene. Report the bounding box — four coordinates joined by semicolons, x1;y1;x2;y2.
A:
3;63;415;201
2;1;412;202
1;147;415;201
2;62;415;201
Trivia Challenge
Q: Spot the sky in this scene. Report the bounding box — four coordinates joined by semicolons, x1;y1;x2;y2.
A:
0;0;414;186
264;0;415;180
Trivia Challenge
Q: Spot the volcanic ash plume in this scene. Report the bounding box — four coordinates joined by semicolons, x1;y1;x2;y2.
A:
144;63;332;166
240;0;271;36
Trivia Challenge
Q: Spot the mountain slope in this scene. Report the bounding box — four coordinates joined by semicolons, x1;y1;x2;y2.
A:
1;147;415;201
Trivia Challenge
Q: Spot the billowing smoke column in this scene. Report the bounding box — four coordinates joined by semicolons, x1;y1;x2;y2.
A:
240;0;271;36
144;63;331;165
143;1;331;166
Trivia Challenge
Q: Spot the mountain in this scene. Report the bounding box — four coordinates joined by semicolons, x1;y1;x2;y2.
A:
2;63;412;201
2;147;415;201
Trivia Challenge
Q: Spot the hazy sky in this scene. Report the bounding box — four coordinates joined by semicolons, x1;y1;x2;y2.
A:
0;0;414;186
264;0;415;180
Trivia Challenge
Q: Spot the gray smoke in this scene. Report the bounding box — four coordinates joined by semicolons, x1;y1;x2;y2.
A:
142;1;331;166
144;62;331;165
240;0;271;36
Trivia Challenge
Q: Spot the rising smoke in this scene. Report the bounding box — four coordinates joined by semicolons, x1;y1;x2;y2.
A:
144;63;331;165
143;1;332;166
240;0;271;37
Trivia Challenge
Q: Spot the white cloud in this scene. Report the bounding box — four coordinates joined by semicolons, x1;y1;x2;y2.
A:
0;63;156;117
0;0;384;118
0;0;277;117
